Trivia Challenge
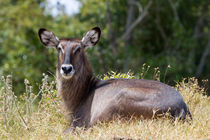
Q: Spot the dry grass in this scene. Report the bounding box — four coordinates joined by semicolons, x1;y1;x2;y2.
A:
0;73;209;140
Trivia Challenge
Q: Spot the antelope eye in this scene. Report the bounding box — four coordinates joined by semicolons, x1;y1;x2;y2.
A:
58;47;62;52
74;47;81;54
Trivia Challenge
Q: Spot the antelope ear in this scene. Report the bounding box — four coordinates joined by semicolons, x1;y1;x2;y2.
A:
81;27;101;49
38;28;59;48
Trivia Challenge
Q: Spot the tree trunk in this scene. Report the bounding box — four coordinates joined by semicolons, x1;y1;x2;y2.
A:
195;37;210;78
123;0;135;71
193;4;208;78
106;0;117;56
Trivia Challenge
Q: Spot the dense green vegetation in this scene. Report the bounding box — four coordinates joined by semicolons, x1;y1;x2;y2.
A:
0;0;209;94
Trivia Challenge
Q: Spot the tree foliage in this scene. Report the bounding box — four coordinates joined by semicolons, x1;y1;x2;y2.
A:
0;0;209;94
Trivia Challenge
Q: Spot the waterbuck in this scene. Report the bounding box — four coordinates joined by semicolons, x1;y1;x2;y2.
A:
38;27;192;132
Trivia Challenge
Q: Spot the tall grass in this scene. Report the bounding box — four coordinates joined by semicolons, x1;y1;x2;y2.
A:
0;72;209;139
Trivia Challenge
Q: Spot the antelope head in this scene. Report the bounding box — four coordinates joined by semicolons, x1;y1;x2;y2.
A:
38;27;101;79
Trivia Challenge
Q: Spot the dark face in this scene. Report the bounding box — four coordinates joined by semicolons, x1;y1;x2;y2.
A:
38;27;101;79
57;40;82;79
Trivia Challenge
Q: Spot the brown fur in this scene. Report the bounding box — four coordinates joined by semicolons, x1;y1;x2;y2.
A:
56;41;94;114
56;40;192;131
38;28;192;133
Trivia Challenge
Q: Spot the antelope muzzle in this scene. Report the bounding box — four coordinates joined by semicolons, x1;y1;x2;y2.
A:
60;64;75;79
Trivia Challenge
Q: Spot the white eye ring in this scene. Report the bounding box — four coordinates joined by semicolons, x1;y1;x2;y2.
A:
58;44;64;53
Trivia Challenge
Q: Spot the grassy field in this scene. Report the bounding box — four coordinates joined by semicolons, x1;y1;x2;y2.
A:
0;73;209;140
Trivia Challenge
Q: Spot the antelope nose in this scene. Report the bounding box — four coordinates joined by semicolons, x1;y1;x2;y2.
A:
61;65;73;74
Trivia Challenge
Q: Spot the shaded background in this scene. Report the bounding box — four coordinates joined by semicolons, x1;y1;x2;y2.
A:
0;0;209;95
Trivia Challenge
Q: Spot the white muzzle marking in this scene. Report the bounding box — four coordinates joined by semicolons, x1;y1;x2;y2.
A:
60;64;75;79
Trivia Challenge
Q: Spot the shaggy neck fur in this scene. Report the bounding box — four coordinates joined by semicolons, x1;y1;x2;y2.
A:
56;53;99;116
